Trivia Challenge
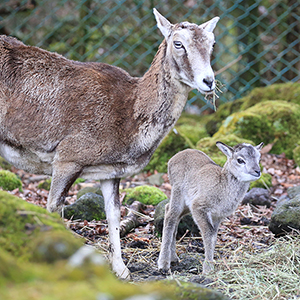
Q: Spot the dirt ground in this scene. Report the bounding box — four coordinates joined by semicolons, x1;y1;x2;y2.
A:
9;150;300;283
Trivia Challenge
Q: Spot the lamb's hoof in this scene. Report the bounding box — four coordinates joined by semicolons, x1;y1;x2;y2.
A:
158;267;170;275
202;260;214;275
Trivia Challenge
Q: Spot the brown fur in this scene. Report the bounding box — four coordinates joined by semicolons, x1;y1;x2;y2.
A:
0;10;218;278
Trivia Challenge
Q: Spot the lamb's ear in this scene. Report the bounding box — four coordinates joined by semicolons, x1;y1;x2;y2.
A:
216;141;233;159
153;8;173;39
199;16;219;33
256;142;264;151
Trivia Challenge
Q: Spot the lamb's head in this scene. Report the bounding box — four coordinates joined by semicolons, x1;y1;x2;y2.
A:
153;8;219;94
216;142;264;182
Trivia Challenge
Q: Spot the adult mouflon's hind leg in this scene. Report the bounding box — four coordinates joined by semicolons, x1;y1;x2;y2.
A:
47;161;82;213
101;178;130;279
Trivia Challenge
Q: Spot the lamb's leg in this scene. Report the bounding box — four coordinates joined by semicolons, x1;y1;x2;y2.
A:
47;162;82;213
192;209;220;274
101;178;130;280
158;189;184;273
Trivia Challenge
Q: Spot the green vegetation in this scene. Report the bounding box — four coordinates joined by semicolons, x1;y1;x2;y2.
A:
0;170;22;192
0;191;78;260
0;191;227;300
215;101;300;158
124;185;168;205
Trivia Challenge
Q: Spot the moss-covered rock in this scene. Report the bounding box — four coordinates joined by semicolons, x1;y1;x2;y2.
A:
0;247;229;300
144;113;210;173
269;196;300;236
240;82;300;111
64;192;106;221
215;101;300;158
154;199;199;238
204;82;300;137
144;130;190;173
76;186;102;199
37;178;52;190
30;231;83;263
0;191;79;260
175;113;209;145
0;170;22;192
293;144;300;167
0;157;12;170
124;185;167;205
205;98;244;136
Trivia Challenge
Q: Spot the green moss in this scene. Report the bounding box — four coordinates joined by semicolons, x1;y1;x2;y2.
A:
30;231;83;263
293;144;300;166
215;101;300;158
0;170;22;192
144;129;189;173
124;185;167;205
37;178;52;190
0;157;12;170
0;191;68;260
240;82;300;111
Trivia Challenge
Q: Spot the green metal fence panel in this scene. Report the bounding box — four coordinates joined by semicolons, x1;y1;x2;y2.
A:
1;0;299;113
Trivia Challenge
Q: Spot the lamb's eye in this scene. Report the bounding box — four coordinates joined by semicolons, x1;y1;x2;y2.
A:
237;158;245;165
174;41;183;49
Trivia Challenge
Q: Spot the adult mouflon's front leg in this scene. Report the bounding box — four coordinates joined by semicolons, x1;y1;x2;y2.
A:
101;178;130;279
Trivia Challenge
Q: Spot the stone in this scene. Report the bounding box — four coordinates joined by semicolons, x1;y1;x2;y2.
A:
154;199;199;238
77;185;102;199
64;192;105;221
242;188;271;207
269;196;300;236
147;173;164;186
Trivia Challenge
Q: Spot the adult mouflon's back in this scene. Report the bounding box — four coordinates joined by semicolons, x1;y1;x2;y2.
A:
0;9;219;278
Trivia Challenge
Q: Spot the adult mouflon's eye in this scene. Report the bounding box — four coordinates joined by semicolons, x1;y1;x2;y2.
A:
174;41;183;49
237;158;245;164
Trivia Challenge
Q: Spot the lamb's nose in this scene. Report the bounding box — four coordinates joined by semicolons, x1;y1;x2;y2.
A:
254;169;261;177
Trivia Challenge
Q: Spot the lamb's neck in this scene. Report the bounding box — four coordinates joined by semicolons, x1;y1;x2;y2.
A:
134;40;190;129
222;166;250;198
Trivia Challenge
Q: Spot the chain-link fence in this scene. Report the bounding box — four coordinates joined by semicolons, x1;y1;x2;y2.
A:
1;0;299;113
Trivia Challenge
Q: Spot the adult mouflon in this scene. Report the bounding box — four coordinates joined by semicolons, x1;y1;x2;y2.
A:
158;142;263;274
0;9;219;278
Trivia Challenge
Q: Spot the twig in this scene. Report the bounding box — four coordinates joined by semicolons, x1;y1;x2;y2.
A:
214;55;242;76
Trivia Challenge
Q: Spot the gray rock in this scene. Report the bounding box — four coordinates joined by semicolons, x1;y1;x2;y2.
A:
154;199;199;238
287;185;300;199
269;196;300;236
147;173;164;186
242;187;271;207
64;192;105;221
77;186;102;199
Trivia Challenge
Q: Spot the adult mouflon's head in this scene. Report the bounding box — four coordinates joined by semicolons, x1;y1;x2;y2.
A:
216;142;264;182
153;8;219;94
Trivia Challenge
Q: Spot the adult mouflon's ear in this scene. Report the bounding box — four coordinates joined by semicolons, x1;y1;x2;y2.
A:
153;8;174;39
216;141;234;159
199;16;219;33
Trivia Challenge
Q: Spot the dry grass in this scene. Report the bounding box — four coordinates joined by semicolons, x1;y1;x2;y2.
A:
209;233;300;300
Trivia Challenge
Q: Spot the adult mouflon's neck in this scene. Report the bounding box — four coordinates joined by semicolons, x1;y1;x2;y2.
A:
134;40;190;129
